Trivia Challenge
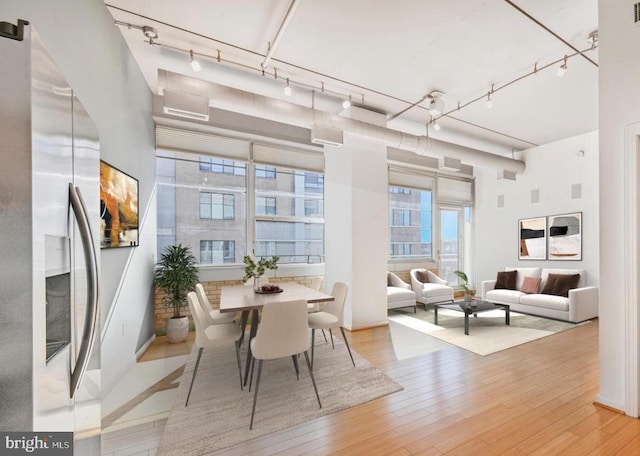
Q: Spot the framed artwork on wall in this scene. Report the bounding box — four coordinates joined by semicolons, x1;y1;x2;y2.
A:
547;212;582;260
100;160;139;248
519;217;546;260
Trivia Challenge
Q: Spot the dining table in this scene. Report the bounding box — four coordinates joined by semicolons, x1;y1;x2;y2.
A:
219;281;334;386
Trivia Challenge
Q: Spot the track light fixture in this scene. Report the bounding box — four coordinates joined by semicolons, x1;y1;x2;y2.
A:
342;95;352;109
486;91;493;109
284;78;292;96
190;50;201;72
557;55;568;77
142;26;158;45
427;91;445;116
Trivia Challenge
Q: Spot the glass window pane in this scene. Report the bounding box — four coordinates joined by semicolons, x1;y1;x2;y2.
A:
256;220;324;264
157;150;247;263
389;185;432;259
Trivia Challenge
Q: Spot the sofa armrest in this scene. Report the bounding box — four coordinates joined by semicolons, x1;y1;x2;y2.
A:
481;280;497;300
568;286;599;322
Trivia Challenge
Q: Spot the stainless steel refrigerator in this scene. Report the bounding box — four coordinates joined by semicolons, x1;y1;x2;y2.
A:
0;21;101;453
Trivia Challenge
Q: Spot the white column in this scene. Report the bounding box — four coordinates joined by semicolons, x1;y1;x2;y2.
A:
324;133;388;330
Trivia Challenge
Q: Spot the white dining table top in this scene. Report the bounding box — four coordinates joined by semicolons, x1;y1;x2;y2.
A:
219;282;334;313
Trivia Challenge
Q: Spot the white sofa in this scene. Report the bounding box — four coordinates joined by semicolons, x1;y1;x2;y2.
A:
387;272;417;312
481;267;598;323
410;269;454;310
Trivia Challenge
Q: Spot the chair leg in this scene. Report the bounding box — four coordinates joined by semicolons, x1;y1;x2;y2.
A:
340;327;355;367
321;329;328;343
185;347;203;407
238;311;249;347
291;354;300;379
235;340;243;391
329;329;334;349
303;351;322;409
249;359;264;430
249;356;255;392
311;329;316;369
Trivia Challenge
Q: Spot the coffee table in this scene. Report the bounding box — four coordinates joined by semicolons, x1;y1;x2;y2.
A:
434;299;510;335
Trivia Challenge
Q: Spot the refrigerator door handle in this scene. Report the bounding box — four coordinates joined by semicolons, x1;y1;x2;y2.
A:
69;183;99;398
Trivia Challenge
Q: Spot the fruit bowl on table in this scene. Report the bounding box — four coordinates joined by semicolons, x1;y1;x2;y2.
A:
255;284;283;294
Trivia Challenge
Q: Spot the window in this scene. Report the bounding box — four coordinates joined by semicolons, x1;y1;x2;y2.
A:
389;185;432;259
156;150;247;262
200;192;235;220
255;167;325;264
200;240;235;264
256;196;276;216
304;172;324;190
390;187;411;195
199;157;245;175
256;165;276;179
157;143;324;266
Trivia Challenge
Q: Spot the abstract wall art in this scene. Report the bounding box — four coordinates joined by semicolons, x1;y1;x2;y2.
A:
518;217;547;260
100;160;139;248
547;212;582;260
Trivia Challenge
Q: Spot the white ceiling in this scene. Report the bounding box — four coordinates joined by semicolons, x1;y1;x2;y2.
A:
105;0;598;155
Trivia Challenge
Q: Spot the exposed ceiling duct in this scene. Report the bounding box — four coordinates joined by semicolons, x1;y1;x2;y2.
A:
159;71;526;174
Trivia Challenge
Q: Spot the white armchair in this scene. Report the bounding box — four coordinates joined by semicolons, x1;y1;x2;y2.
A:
409;269;454;310
387;272;417;312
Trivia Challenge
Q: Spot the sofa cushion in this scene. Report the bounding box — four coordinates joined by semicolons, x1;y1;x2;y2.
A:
541;268;586;290
420;283;452;298
541;273;581;298
495;270;517;290
519;293;570;312
387;286;416;303
521;276;541;294
506;267;542;291
485;289;524;305
415;270;430;283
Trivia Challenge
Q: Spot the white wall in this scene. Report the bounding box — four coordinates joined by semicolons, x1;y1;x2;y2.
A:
325;134;389;330
475;131;599;290
4;0;157;394
598;0;640;414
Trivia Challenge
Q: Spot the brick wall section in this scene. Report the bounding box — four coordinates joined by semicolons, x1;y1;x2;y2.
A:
154;275;324;335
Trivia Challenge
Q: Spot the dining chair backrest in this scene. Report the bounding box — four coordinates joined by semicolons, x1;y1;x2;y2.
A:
195;283;214;314
251;299;309;360
322;282;348;326
187;291;208;348
309;276;324;292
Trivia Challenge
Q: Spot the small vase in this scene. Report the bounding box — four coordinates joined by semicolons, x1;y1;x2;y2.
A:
253;275;261;292
464;294;473;307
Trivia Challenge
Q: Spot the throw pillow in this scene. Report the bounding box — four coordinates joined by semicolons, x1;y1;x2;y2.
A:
387;273;394;287
495;270;517;290
415;270;430;283
541;273;581;298
521;276;541;294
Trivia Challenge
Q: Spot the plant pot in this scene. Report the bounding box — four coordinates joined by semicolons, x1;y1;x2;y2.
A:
253;275;262;292
166;316;189;343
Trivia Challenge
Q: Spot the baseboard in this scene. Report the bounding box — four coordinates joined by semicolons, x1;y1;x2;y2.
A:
594;394;626;415
135;334;156;361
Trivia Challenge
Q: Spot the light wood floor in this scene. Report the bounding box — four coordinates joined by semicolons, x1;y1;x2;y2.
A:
136;319;640;455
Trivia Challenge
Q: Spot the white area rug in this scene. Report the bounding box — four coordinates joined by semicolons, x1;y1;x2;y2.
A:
156;338;402;455
389;308;589;357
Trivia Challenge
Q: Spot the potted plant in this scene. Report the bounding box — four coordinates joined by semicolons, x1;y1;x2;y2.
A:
242;255;279;291
453;270;474;306
154;244;199;343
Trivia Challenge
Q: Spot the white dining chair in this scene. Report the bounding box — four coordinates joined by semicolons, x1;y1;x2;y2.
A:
195;283;238;325
249;299;321;429
185;291;243;407
307;282;355;368
307;277;324;313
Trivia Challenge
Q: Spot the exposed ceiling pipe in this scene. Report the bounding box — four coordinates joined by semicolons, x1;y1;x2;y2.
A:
261;0;302;70
163;74;526;173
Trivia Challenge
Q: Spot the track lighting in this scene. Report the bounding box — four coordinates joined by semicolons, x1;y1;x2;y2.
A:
432;120;441;132
428;91;445;116
190;50;201;72
486;91;493;109
342;95;352;109
557;55;568;77
284;78;292;96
